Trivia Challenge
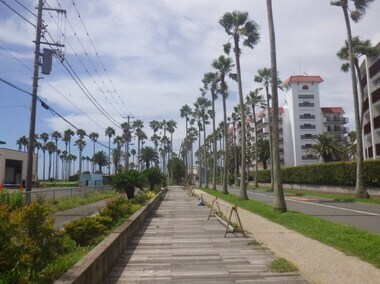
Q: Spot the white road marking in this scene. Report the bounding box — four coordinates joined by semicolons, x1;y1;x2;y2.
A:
252;192;380;217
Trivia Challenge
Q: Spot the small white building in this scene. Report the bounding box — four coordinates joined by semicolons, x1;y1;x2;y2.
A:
0;148;37;187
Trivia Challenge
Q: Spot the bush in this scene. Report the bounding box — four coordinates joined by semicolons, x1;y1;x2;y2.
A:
257;160;380;187
99;196;129;225
0;190;23;210
64;217;108;246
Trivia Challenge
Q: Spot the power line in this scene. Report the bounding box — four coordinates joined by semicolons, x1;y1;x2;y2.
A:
14;0;36;17
0;0;35;27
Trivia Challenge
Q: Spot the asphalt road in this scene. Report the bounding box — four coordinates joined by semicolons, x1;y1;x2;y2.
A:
217;185;380;235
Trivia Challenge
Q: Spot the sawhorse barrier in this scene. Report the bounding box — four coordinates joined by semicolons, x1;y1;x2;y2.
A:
183;185;195;197
207;197;245;238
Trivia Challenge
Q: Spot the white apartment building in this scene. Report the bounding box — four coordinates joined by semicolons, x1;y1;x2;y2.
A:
360;46;380;159
243;75;349;168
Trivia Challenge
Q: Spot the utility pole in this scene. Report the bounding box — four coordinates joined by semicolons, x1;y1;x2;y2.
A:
26;1;65;203
26;0;43;204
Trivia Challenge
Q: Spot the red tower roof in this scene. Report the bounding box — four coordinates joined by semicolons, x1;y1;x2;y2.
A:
283;75;323;87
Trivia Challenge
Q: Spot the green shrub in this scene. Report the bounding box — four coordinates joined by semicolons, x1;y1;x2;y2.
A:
64;217;108;246
258;160;380;187
0;190;23;210
99;196;129;225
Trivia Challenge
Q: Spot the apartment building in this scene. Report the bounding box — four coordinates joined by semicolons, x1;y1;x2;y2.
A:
360;47;380;159
238;75;349;168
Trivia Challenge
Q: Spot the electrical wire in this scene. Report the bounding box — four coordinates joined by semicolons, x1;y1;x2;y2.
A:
0;0;35;27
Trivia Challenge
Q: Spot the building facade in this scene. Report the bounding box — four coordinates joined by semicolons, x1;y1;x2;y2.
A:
0;148;37;187
241;75;349;168
360;48;380;159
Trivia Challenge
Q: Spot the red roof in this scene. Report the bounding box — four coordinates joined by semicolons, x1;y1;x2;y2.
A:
321;107;344;114
283;75;323;87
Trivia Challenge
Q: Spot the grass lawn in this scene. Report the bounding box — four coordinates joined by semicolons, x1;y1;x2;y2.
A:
202;188;380;269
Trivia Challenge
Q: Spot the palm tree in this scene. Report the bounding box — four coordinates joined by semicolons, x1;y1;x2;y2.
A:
92;150;108;173
254;67;282;190
219;11;260;200
256;139;271;169
246;88;266;188
74;139;86;174
331;0;374;198
112;147;123;174
45;141;56;180
105;127;115;175
194;96;211;188
202;72;219;190
306;133;344;162
39;132;49;180
266;0;287;211
166;119;177;180
187;126;198;185
132;120;144;171
180;104;192;185
51;131;62;179
138;146;159;169
89;132;99;173
60;150;67;180
212;55;233;194
130;149;137;166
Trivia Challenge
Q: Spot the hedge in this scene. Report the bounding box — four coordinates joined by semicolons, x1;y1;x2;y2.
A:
257;160;380;187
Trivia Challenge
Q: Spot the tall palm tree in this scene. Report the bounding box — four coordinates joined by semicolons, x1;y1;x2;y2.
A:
51;131;61;179
180;104;192;185
254;67;282;190
138;146;159;169
121;121;132;170
132;120;144;171
39;132;49;180
60;150;67;180
89;132;99;173
105;126;115;175
187;126;198;185
246;88;266;188
166;119;177;181
330;0;374;198
193;97;211;188
74;139;86;174
45;141;56;180
219;11;260;200
202;72;219;190
212;55;233;194
131;148;137;167
266;0;287;211
112;147;123;174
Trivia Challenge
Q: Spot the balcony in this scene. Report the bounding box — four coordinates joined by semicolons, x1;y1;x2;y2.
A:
299;102;314;108
324;117;348;123
326;126;347;133
300;114;315;120
302;155;318;160
301;134;317;140
364;121;371;135
373;88;380;104
298;94;314;99
300;124;316;130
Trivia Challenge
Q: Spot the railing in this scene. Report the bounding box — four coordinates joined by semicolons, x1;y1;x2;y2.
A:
299;102;314;107
300;114;315;119
301;135;317;140
300;125;316;130
20;185;113;202
302;155;318;160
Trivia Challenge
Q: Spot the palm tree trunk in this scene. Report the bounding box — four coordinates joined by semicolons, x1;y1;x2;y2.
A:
253;109;259;188
198;126;202;188
265;85;274;191
233;35;248;200
267;0;287;211
211;96;217;190
222;97;229;194
202;118;208;188
43;151;46;180
184;120;188;185
341;4;368;198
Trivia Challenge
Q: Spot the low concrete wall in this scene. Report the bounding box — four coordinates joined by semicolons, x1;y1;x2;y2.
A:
55;190;165;284
259;183;380;198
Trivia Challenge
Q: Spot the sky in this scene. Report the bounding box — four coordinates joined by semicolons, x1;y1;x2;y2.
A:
0;0;379;176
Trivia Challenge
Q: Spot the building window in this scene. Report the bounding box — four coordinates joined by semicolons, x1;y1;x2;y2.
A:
300;113;315;119
299;101;314;107
298;94;314;99
302;85;309;90
300;124;316;130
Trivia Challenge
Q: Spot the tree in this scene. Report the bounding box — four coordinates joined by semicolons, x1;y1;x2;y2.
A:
256;139;270;169
92;151;108;173
143;167;165;191
105;127;115;175
138;146;159;169
180;104;192;185
212;55;233;194
202;72;219;190
121;121;132;170
74;139;86;174
51;131;61;179
187;126;198;185
219;11;260;200
166;119;177;181
306;133;344;162
266;0;287;211
132;120;145;171
149;120;161;151
331;0;373;199
167;157;186;184
112;147;123;174
254;67;283;190
246;88;266;188
112;169;146;199
194;96;211;188
89;132;99;173
39;132;49;180
45;141;56;180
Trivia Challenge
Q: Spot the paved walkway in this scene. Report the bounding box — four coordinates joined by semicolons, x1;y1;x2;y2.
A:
105;186;308;283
